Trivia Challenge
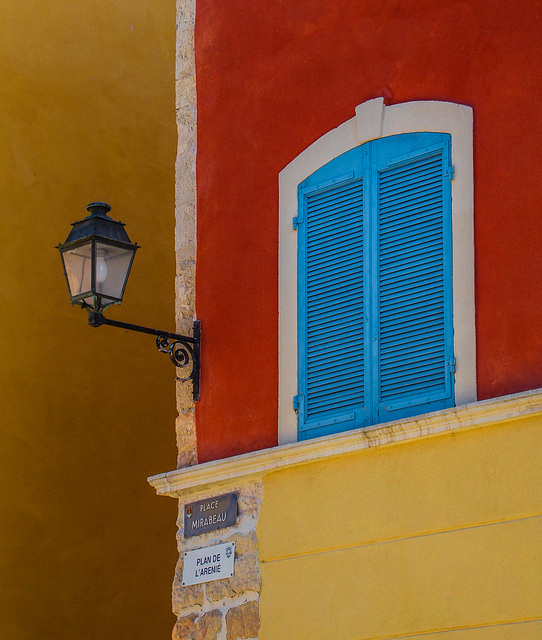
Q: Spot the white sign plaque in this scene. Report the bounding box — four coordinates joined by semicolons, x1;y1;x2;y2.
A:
182;541;235;587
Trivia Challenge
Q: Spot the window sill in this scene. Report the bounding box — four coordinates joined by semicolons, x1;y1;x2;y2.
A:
148;388;542;498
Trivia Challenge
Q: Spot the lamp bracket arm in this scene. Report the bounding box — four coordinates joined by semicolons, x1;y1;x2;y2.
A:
87;312;201;401
88;312;197;343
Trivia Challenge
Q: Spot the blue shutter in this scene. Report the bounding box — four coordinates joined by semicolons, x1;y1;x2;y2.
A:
296;133;454;440
376;138;454;422
298;175;366;439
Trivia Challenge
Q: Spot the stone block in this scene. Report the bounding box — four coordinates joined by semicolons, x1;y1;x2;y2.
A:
175;44;194;78
176;155;196;185
176;379;195;415
205;533;260;602
225;601;259;640
175;412;197;468
172;558;204;614
176;116;196;140
175;203;196;236
237;484;262;521
173;609;223;640
173;612;197;639
175;238;196;266
176;74;196;103
176;1;195;29
175;265;196;302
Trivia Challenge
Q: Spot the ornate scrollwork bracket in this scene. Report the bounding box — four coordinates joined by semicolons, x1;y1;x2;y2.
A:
156;321;201;400
87;312;201;401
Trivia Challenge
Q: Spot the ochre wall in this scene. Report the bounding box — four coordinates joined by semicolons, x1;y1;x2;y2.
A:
258;419;542;639
194;0;542;462
0;1;177;638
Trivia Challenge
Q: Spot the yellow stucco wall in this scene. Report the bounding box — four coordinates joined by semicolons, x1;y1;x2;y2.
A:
0;1;178;638
258;418;542;639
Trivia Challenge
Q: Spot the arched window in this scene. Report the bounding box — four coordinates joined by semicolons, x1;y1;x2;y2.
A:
279;100;475;444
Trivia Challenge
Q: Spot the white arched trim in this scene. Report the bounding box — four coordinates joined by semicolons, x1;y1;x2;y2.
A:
279;98;475;445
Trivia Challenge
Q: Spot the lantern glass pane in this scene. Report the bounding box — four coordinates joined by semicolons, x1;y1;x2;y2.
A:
95;241;135;301
62;242;92;298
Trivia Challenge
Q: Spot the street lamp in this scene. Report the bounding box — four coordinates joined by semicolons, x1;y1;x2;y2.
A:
58;202;200;401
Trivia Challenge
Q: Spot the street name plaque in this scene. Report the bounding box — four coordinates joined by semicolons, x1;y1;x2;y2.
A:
184;492;238;538
182;541;236;586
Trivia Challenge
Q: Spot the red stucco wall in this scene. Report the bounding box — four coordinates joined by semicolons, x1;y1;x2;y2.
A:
195;0;542;462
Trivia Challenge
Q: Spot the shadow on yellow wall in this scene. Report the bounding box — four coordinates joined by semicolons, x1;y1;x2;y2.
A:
0;1;178;638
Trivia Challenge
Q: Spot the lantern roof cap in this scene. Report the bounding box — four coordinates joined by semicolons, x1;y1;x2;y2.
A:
62;202;135;246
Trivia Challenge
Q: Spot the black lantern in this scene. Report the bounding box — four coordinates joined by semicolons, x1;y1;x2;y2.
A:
58;202;138;313
58;202;200;400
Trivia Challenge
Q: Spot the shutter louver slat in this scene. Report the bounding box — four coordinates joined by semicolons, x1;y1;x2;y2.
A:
309;348;363;373
308;220;364;244
379;186;442;210
307;182;362;206
308;253;364;275
379;288;444;312
308;199;365;220
307;274;364;293
308;313;365;336
380;259;443;282
380;158;441;185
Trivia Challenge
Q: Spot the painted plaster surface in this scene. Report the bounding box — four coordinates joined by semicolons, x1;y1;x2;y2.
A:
193;0;542;462
258;416;542;639
0;1;177;638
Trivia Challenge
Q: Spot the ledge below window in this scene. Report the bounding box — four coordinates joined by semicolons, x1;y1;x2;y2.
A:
148;388;542;498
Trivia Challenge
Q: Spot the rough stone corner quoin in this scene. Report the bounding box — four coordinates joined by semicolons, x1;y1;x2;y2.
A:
175;0;198;468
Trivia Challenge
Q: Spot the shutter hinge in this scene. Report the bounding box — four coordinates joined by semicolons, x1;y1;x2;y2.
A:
445;165;455;180
447;358;456;373
292;216;300;230
293;395;301;411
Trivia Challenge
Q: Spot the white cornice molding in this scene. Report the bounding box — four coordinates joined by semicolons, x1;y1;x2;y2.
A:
148;388;542;498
